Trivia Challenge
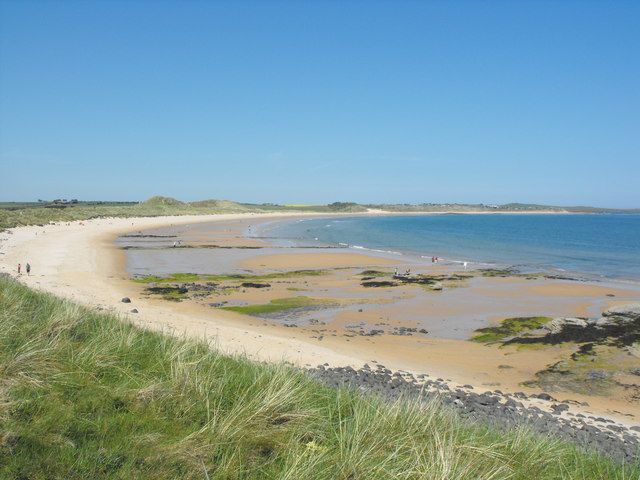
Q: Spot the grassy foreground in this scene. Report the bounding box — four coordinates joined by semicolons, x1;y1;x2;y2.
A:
0;277;637;479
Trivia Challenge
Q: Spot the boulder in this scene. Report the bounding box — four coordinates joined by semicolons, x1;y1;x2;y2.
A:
121;297;131;303
543;317;588;334
601;303;640;321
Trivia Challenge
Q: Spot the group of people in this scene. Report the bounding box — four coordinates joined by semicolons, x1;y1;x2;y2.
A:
17;262;31;275
394;267;412;277
393;256;470;276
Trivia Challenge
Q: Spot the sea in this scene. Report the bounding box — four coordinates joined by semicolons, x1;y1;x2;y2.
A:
257;214;640;282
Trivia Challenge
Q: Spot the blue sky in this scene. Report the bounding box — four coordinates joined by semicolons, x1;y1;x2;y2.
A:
1;1;639;207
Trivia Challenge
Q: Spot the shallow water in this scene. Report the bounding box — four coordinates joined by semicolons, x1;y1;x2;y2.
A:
116;219;355;276
261;214;640;281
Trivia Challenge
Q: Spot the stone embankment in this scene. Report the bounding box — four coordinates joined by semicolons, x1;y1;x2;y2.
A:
309;362;640;464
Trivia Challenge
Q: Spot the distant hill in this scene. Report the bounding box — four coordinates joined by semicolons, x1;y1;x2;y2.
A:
327;202;368;212
140;196;185;207
189;199;250;212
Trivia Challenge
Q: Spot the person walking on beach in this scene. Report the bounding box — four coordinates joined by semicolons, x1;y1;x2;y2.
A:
26;263;31;275
17;263;21;275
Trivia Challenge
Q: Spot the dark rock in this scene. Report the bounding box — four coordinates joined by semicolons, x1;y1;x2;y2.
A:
551;404;569;414
361;281;399;288
241;282;271;288
130;309;138;313
534;393;555;401
121;297;131;303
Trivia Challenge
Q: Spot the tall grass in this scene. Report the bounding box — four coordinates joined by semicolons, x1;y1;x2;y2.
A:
0;276;637;479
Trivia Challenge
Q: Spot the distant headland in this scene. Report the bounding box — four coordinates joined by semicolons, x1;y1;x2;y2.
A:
1;195;638;230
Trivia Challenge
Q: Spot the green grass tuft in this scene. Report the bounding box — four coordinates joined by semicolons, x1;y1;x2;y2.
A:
0;277;636;478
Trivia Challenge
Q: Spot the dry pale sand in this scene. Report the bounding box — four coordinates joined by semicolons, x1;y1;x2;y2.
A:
0;213;372;368
1;212;639;424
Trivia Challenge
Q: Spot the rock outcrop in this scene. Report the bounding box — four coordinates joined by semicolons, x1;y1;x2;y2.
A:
543;317;589;335
597;303;640;326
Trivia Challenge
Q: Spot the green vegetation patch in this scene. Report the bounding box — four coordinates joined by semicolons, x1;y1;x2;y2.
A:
471;316;552;343
134;269;330;284
222;296;335;316
0;277;636;478
477;268;519;277
358;270;388;277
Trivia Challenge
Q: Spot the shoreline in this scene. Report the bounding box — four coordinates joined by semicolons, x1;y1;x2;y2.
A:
1;212;639;427
251;214;640;287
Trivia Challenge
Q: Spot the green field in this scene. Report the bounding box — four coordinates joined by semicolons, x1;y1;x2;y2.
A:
0;276;637;479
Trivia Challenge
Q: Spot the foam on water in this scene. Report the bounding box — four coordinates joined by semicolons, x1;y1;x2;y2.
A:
262;214;640;281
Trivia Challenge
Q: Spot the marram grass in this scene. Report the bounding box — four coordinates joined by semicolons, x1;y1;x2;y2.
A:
0;276;637;479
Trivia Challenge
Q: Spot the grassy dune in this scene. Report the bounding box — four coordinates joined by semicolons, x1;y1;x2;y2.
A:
0;196;254;230
0;197;366;230
0;276;637;479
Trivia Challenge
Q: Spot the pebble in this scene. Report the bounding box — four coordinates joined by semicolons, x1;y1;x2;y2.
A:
308;365;640;464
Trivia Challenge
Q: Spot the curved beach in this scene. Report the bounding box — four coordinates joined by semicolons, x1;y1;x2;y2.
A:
1;212;639;426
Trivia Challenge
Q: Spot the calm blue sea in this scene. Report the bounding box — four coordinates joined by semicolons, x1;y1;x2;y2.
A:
263;214;640;281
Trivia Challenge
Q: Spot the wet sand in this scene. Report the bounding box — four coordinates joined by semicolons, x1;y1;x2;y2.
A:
242;252;398;269
2;212;639;425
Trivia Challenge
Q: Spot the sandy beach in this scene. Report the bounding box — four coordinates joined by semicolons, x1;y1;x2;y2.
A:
1;212;639;425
